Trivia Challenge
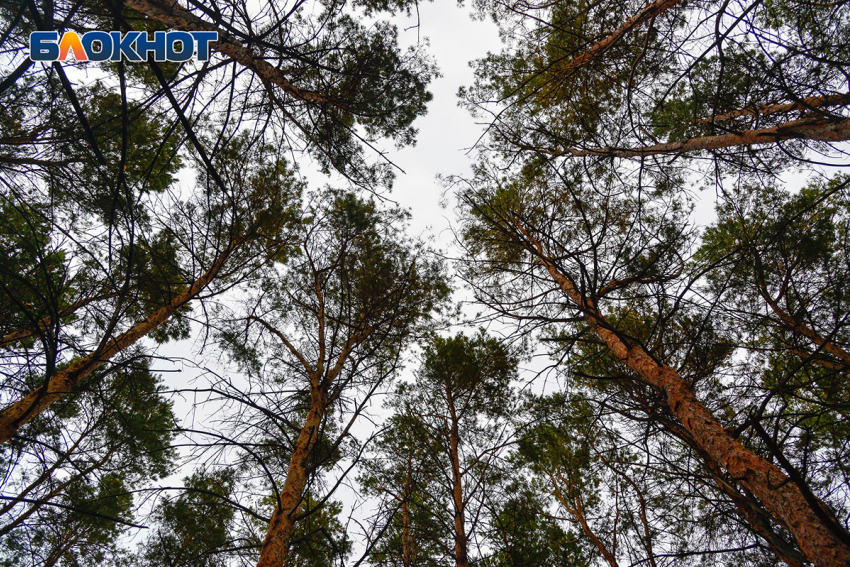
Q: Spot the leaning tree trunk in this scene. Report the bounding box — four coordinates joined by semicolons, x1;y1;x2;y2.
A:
0;239;241;444
254;326;368;567
520;227;850;567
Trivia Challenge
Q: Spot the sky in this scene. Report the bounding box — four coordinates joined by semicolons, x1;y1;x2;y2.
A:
382;1;502;240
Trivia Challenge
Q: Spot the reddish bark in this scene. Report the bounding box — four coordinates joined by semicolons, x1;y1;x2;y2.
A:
548;117;850;158
702;457;806;567
518;225;850;567
0;240;241;444
558;0;682;75
123;0;328;104
255;387;326;567
697;92;850;124
447;387;470;567
254;324;370;567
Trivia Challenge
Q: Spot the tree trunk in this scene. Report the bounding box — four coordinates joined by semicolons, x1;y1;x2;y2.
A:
520;226;850;567
402;453;413;567
256;387;326;567
0;239;241;444
446;389;469;567
702;456;807;567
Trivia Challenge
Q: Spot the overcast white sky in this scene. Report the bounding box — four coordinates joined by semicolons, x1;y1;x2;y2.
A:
372;2;503;242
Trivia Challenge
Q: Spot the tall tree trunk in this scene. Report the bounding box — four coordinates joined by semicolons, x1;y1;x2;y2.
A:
519;226;850;567
252;316;368;567
256;386;326;567
0;239;241;444
446;390;469;567
402;453;413;567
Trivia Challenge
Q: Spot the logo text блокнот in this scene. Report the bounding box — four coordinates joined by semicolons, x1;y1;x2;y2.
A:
30;31;218;62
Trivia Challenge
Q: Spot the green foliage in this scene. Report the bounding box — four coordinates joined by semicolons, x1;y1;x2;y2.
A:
482;484;587;567
141;469;238;567
0;360;177;567
287;494;352;567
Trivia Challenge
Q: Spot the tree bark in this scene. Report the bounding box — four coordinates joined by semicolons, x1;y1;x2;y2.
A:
402;453;413;567
123;0;328;104
518;225;850;567
254;324;370;567
256;386;326;567
0;239;241;444
546;117;850;158
446;388;470;567
702;456;807;567
557;0;682;75
696;92;850;124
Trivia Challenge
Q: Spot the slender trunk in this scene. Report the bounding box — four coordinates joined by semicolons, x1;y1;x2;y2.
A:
576;494;619;567
446;390;469;567
547;117;850;158
256;388;326;567
254;316;368;567
402;453;413;567
519;226;850;567
0;239;241;444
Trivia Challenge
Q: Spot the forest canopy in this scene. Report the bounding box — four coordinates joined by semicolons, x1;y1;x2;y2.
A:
0;0;849;565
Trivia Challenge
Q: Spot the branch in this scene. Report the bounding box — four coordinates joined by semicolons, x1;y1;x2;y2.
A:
0;293;119;348
545;117;850;158
123;0;329;104
697;92;850;124
555;0;682;76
